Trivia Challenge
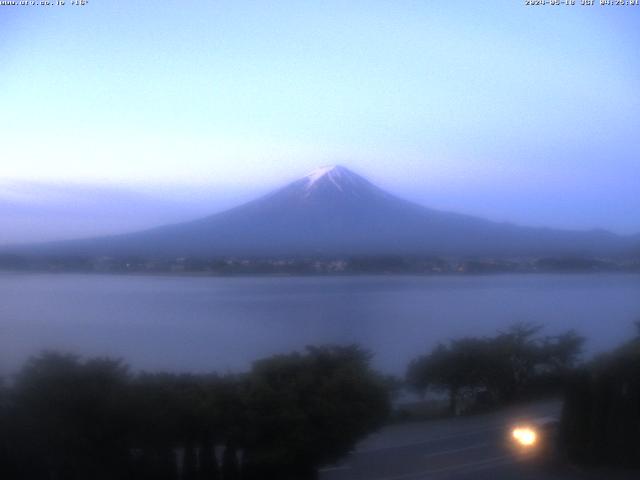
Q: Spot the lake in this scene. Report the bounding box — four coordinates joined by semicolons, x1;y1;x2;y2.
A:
1;273;639;376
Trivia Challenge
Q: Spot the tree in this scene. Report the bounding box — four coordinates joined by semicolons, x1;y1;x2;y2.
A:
11;352;131;480
407;324;585;413
0;374;13;477
560;329;640;467
539;330;585;373
483;323;544;402
243;345;390;479
407;338;490;415
2;346;390;479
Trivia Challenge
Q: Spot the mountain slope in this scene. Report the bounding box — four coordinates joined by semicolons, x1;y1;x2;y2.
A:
8;166;638;258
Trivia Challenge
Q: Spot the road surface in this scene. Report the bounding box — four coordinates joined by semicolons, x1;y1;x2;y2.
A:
318;399;633;480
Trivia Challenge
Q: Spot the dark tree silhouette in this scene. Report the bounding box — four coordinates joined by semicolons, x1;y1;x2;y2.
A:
407;338;488;414
0;346;390;479
560;327;640;467
9;352;131;479
242;345;390;479
0;374;14;477
407;324;584;414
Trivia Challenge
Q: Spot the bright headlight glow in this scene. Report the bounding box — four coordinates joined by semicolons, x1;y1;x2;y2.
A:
512;426;537;447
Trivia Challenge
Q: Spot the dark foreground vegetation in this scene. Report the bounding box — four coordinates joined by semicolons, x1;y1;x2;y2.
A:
406;323;585;415
560;322;640;468
2;324;639;478
0;346;389;480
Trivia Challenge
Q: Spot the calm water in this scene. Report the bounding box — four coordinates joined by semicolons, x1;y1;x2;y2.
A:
1;273;639;375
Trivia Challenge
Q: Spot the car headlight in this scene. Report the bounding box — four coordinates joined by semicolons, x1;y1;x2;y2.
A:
511;426;537;447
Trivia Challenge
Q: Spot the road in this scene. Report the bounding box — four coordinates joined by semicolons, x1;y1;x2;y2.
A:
319;399;631;480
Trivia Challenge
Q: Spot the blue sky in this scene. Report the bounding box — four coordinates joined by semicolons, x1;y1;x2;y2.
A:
1;1;639;242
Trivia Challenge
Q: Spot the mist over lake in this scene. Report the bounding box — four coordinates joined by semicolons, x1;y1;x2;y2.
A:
1;272;638;376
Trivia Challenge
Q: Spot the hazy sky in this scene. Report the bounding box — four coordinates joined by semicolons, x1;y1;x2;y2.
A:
1;1;639;243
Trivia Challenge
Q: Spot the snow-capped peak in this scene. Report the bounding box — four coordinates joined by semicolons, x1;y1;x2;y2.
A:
306;165;340;184
298;165;380;200
305;165;349;191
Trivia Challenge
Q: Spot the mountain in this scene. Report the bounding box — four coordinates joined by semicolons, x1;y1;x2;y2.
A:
6;166;639;258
